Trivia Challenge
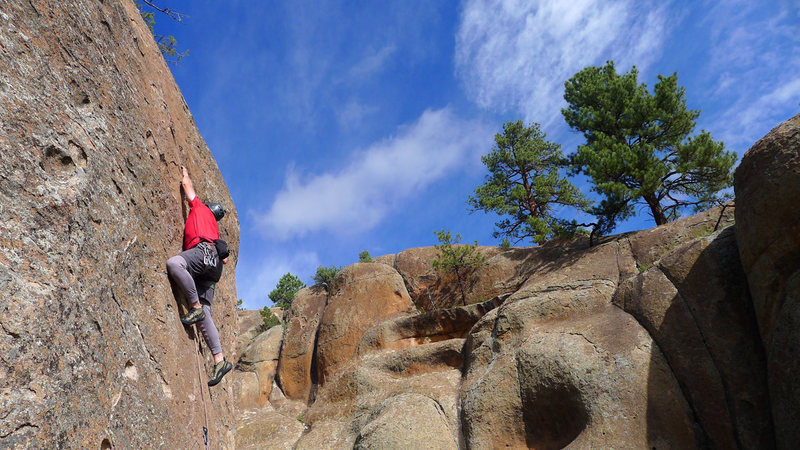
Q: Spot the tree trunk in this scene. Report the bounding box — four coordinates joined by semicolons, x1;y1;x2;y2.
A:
643;193;667;225
454;267;467;305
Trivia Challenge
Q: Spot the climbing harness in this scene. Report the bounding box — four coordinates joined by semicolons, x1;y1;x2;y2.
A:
193;324;211;450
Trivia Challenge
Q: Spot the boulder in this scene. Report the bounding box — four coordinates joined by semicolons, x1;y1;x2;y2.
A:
354;393;458;450
735;113;800;448
235;408;305;450
232;371;261;410
462;301;697;449
615;227;773;448
315;263;414;383
236;325;283;407
378;246;504;309
0;1;238;448
240;325;282;366
276;285;327;402
294;419;354;450
357;296;505;354
244;203;778;449
237;310;265;351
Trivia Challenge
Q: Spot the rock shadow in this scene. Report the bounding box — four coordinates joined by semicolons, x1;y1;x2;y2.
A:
642;227;774;449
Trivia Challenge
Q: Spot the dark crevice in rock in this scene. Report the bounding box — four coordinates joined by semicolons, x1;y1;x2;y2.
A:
307;293;330;405
609;298;711;448
1;322;21;339
0;422;40;439
657;257;742;449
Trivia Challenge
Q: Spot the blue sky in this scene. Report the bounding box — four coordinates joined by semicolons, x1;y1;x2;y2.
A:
152;0;800;309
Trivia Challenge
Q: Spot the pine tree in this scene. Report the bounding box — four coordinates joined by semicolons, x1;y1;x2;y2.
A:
469;120;590;244
268;273;306;308
563;61;736;230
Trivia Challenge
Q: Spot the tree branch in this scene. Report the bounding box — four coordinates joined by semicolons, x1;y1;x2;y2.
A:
140;0;187;22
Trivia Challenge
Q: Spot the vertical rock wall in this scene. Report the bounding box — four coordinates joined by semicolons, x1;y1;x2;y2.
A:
735;113;800;449
0;0;239;448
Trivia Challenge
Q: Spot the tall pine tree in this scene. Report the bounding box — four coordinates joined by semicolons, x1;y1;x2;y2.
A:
562;61;736;229
469;120;589;244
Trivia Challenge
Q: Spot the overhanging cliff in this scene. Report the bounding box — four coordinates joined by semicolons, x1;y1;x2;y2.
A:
0;0;239;448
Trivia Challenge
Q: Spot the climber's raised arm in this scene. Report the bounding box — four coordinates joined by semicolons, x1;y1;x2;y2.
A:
181;166;196;202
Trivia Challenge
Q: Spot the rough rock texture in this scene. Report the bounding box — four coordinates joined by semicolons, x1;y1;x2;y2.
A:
234;325;282;408
236;307;281;352
0;1;239;448
460;246;695;448
315;263;414;383
235;408;305;450
277;285;328;402
735;113;800;449
357;296;505;354
237;310;265;351
614;227;773;449
260;204;773;449
377;246;504;309
354;393;458;450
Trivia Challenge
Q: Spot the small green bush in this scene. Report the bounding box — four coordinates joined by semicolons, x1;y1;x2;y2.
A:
432;229;486;305
260;307;280;329
359;250;373;263
313;264;342;288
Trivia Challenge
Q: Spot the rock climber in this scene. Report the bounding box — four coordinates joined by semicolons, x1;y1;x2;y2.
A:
166;165;233;387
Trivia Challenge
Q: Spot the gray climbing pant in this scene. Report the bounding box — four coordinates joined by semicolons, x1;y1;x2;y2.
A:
166;243;222;355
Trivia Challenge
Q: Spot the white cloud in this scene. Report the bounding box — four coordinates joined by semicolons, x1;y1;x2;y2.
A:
258;108;493;239
701;1;800;150
715;79;800;149
455;0;670;127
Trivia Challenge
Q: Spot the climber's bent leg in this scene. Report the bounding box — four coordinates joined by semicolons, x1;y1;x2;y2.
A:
166;247;206;308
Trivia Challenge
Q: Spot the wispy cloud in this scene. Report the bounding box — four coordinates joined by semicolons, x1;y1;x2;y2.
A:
258;108;493;239
347;44;397;80
701;0;800;150
455;0;671;128
336;99;379;130
715;79;800;149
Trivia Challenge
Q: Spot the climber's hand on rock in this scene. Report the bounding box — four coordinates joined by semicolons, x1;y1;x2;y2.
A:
222;257;229;265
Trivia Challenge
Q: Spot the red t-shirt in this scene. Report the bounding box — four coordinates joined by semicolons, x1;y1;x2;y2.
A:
184;196;220;250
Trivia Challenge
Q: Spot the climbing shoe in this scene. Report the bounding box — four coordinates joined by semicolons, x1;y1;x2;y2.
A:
208;360;233;387
180;307;205;325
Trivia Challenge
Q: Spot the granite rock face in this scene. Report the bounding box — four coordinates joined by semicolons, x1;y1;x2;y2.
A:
0;1;239;448
253;205;775;448
735;113;800;449
276;285;328;402
314;263;414;384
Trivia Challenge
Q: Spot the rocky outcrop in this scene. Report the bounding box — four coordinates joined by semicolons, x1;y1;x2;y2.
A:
735;113;800;449
247;202;776;448
354;393;458;449
460;233;694;448
233;325;282;409
0;1;239;448
315;263;414;383
235;409;305;450
614;226;772;449
376;246;505;309
277;285;328;402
